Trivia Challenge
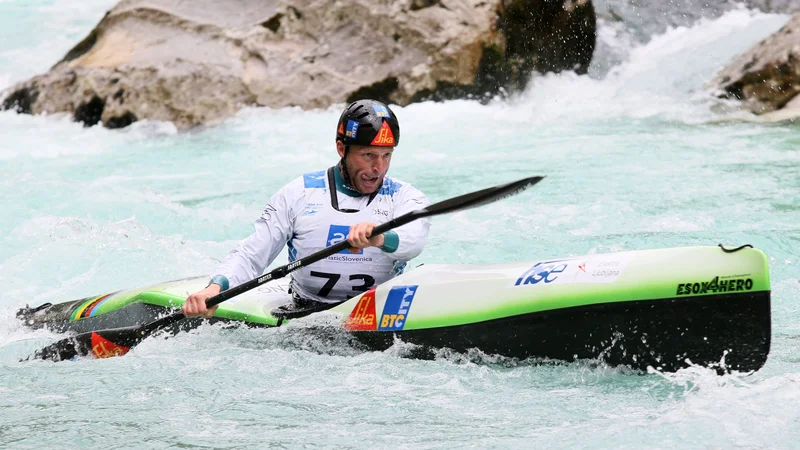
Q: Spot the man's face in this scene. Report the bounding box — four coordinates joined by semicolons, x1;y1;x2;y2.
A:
337;142;394;194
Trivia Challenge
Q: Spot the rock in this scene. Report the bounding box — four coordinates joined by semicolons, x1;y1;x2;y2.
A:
742;0;800;14
1;0;595;129
759;93;800;122
708;13;800;118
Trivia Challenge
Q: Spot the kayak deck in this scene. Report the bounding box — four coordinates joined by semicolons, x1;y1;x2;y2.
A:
17;245;772;372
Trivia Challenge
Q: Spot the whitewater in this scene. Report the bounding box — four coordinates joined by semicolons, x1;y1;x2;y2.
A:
1;1;799;448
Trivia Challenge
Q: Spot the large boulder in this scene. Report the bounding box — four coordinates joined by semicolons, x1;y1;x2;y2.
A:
708;13;800;120
1;0;596;129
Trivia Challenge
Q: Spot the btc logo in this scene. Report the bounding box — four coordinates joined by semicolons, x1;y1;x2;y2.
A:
379;285;417;331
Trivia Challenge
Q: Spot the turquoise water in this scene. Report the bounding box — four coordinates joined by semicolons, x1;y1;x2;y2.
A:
2;2;800;448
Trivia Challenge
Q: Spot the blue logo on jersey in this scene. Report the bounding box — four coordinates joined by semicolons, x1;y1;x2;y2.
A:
379;285;417;331
326;225;362;254
372;105;390;118
345;120;359;138
303;171;326;188
378;177;402;196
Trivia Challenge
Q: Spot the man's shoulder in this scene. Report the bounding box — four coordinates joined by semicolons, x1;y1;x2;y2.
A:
277;169;329;191
272;171;327;203
378;176;424;198
377;175;402;197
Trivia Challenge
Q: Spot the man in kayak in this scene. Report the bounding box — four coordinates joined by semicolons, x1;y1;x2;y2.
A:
183;99;431;318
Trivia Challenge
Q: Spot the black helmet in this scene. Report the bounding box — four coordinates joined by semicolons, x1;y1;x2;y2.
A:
335;99;399;147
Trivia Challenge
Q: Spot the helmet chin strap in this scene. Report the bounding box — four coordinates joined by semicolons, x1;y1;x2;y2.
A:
338;148;362;195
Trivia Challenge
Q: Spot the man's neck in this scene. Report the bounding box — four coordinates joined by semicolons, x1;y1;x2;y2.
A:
334;164;366;197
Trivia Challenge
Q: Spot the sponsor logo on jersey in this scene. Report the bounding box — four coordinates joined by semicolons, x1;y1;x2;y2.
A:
370;120;395;146
326;225;363;254
345;289;377;331
345;120;359;138
372;105;390;118
303;171;326;188
378;177;402;196
676;276;753;296
379;285;417;331
261;203;277;221
302;202;323;217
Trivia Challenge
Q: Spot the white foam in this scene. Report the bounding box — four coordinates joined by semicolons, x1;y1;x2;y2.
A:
500;8;788;125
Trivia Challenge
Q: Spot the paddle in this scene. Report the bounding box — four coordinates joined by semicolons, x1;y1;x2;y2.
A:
30;175;545;362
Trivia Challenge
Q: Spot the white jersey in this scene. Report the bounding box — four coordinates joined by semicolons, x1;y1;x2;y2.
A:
211;167;431;303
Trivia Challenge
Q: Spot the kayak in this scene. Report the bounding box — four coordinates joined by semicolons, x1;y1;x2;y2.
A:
17;245;771;372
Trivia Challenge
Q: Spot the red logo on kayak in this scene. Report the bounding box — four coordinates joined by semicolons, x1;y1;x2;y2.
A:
345;289;377;331
91;333;130;358
578;263;586;273
370;120;395;146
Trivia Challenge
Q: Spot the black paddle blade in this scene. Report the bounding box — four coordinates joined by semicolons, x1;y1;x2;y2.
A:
421;176;544;217
30;326;147;362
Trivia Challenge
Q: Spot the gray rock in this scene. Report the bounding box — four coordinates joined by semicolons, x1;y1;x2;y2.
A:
709;12;800;118
742;0;800;14
1;0;596;129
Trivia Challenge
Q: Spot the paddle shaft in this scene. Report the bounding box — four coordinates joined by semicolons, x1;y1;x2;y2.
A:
31;175;544;361
205;175;543;309
141;177;543;332
207;212;423;308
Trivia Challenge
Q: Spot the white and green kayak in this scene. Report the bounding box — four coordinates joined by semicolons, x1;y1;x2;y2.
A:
18;245;771;372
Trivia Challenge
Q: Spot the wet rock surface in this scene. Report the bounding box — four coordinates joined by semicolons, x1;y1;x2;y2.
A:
1;0;595;129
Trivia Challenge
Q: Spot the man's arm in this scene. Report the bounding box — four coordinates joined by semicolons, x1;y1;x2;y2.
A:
183;181;301;317
211;181;301;289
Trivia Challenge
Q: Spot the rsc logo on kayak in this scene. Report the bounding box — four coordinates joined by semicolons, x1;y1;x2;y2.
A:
326;225;363;254
514;260;570;286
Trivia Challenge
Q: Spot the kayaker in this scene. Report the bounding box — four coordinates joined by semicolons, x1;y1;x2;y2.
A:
183;99;431;318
